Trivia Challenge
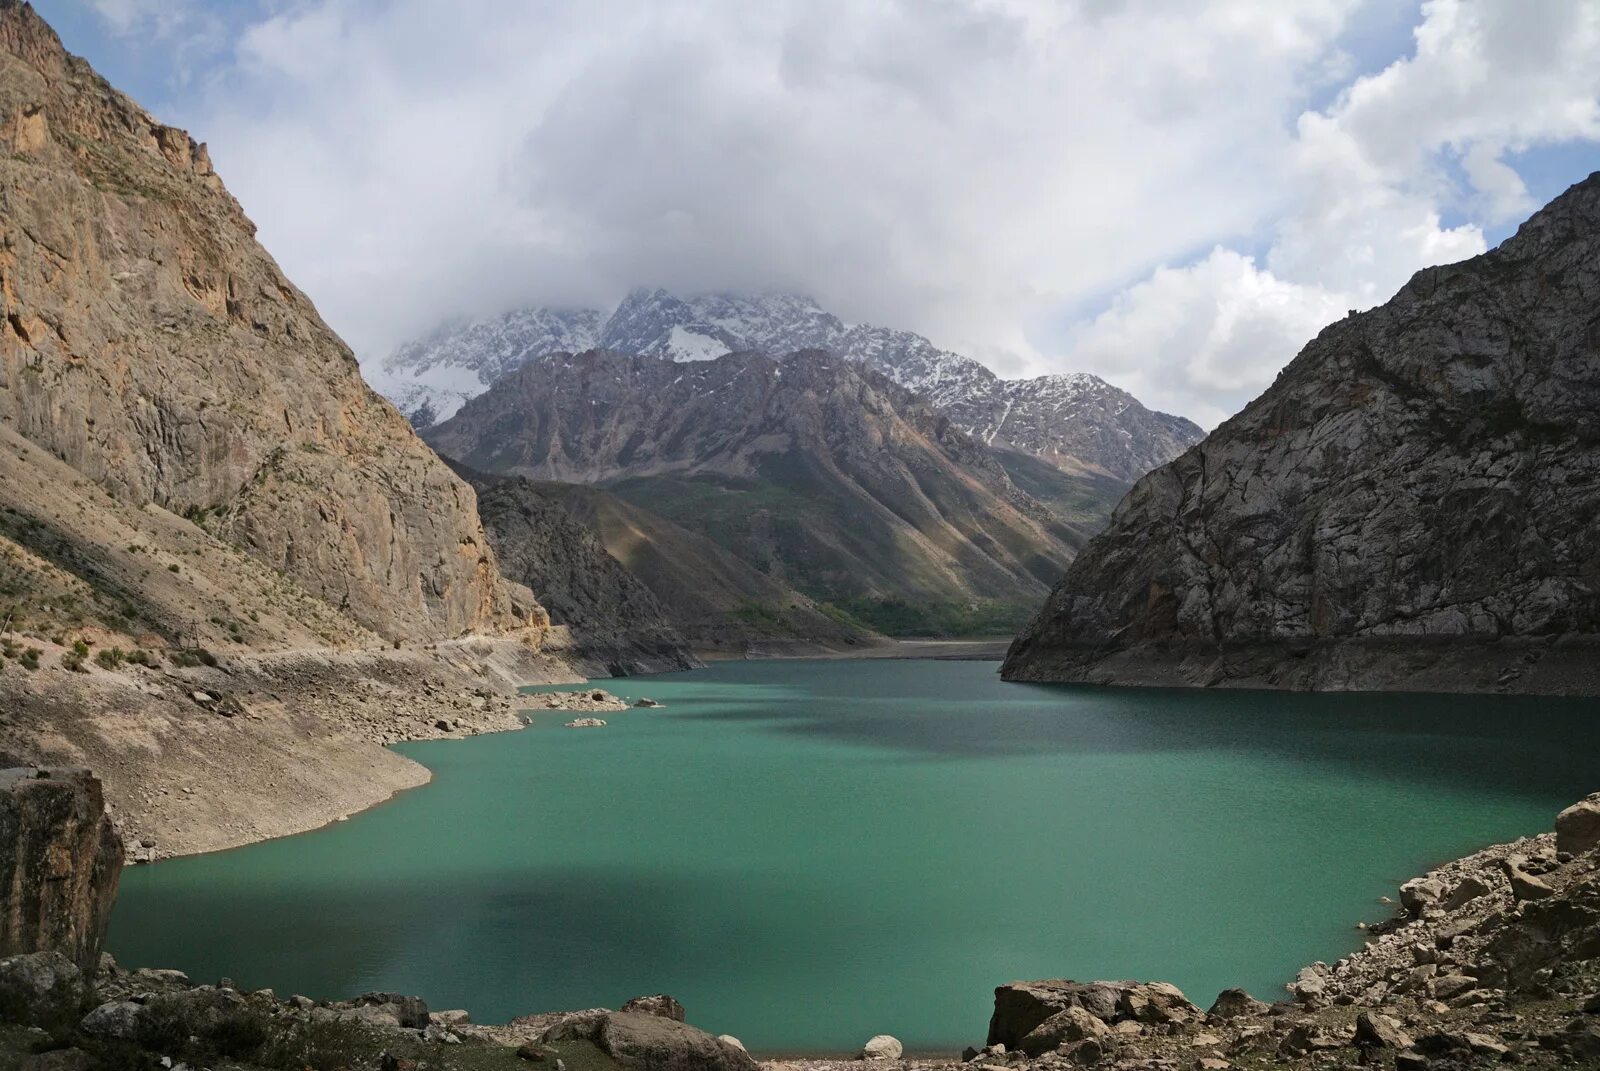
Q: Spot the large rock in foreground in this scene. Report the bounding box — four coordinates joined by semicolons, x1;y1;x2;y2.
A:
987;979;1199;1049
539;1010;758;1071
1003;173;1600;693
0;768;122;972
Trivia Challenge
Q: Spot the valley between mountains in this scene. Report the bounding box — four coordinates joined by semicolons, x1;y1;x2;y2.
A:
7;2;1600;1070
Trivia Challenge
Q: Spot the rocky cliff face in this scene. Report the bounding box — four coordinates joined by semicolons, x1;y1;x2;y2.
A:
451;464;701;675
0;767;121;972
499;479;877;655
1004;173;1600;693
380;289;1203;484
425;348;1085;610
0;1;525;642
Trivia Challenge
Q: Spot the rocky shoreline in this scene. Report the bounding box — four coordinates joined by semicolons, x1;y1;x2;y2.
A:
0;638;583;861
4;772;1600;1070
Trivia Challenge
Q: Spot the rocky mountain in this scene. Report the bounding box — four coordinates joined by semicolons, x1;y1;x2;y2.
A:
1002;172;1600;694
449;464;701;676
526;480;876;655
380;290;1203;483
0;0;530;644
424;348;1088;624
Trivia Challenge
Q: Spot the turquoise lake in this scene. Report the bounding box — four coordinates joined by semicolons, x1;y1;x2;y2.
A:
109;659;1600;1053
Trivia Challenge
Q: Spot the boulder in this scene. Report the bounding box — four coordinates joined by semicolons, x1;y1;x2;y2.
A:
622;994;687;1022
0;769;123;972
1502;860;1556;902
351;991;430;1029
1065;1037;1104;1065
1444;875;1494;910
79;999;144;1039
1206;989;1268;1020
1354;1011;1413;1050
860;1034;903;1060
718;1035;747;1053
1019;1007;1108;1056
541;1011;758;1071
0;952;84;1026
1119;981;1197;1025
1288;966;1328;1006
1557;794;1600;856
1433;974;1478;1001
987;981;1124;1047
1399;877;1444;915
987;979;1196;1047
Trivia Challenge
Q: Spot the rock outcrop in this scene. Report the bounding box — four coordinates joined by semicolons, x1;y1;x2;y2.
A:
426;348;1089;615
0;0;527;643
1004;173;1600;692
451;463;701;675
987;979;1199;1049
0;768;121;972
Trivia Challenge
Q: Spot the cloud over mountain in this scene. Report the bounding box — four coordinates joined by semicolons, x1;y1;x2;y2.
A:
55;0;1600;426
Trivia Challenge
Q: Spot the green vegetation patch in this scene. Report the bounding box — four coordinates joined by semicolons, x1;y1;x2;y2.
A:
820;597;1035;638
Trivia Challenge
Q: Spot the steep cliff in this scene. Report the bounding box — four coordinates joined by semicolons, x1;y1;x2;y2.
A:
1003;173;1600;693
0;0;525;642
451;465;701;674
0;767;121;972
0;3;587;864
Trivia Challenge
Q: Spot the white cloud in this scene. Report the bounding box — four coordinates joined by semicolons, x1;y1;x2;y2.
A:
1048;0;1600;425
1065;249;1348;428
73;0;1600;427
87;0;199;37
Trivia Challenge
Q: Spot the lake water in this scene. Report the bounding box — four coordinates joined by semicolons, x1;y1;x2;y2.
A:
109;659;1600;1052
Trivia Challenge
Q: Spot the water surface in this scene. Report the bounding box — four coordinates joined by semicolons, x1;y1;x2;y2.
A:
110;660;1600;1051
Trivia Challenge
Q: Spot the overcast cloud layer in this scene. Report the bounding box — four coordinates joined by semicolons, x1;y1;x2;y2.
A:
64;0;1600;426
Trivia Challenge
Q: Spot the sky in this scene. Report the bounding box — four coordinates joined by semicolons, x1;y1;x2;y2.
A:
36;0;1600;427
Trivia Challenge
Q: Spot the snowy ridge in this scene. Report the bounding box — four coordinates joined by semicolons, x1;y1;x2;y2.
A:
379;289;1203;481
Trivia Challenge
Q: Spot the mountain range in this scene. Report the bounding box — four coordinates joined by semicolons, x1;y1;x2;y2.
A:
423;348;1093;631
380;289;1204;483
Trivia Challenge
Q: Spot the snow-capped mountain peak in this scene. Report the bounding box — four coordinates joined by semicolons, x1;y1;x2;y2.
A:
377;289;1203;482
